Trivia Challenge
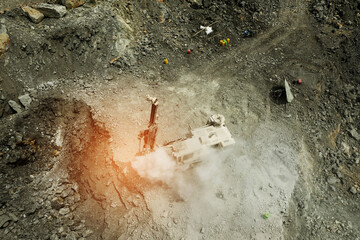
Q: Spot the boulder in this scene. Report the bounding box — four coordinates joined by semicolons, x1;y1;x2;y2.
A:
61;0;84;9
18;94;32;109
8;100;22;113
0;19;10;57
35;3;67;18
22;6;44;24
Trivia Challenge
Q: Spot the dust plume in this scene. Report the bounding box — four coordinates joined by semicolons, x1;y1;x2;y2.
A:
131;147;231;202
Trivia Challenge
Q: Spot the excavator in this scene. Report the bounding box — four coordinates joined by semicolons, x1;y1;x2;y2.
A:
137;96;235;170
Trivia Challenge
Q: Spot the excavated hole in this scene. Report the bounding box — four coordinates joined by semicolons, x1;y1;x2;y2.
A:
61;99;156;238
270;85;287;105
0;97;157;239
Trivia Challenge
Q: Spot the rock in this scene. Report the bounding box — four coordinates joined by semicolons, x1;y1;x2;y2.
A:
8;100;22;113
0;91;5;100
203;0;211;8
35;4;67;18
349;187;357;194
0;19;10;57
51;197;65;210
0;214;11;228
105;74;114;80
61;0;84;9
284;80;294;103
188;0;203;8
21;6;44;23
82;229;93;237
327;176;339;185
59;207;70;215
335;170;343;179
15;132;23;143
349;129;360;141
200;227;205;233
8;213;18;222
60;188;73;198
18;94;32;109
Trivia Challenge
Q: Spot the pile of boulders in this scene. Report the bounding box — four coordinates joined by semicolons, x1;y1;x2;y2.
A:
22;0;85;24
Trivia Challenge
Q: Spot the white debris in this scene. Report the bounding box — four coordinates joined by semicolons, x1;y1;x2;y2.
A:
284;80;294;103
200;25;213;35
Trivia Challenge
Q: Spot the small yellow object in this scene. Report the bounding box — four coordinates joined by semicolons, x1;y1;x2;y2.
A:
220;40;224;45
53;150;60;156
227;38;230;43
164;59;168;64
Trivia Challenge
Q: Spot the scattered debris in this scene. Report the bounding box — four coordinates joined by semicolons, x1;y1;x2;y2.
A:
200;25;213;35
110;56;121;65
192;21;218;37
242;29;256;37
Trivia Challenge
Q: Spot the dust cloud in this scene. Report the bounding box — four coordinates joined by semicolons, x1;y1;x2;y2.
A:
130;123;300;239
131;147;231;203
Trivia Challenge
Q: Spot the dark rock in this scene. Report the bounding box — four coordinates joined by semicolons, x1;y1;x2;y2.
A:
203;0;211;8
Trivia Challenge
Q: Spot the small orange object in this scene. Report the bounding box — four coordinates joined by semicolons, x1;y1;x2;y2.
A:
298;79;302;84
164;59;168;64
227;38;230;43
187;49;191;54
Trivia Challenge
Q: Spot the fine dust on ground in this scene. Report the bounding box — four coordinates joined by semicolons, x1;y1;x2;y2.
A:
129;121;299;239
